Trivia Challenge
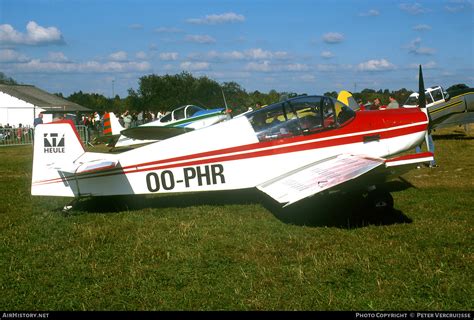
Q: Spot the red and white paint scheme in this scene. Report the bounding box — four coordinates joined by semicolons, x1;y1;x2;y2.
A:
31;94;433;209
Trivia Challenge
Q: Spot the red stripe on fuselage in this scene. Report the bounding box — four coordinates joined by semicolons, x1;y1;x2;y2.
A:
33;109;428;185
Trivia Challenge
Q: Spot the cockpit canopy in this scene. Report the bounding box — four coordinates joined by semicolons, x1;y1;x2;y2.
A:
246;95;355;141
160;105;204;123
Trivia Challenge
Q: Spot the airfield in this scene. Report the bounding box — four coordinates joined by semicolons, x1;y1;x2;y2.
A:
0;125;472;310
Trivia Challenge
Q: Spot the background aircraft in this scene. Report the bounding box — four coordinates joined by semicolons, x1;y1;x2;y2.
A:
402;85;474;130
100;105;230;148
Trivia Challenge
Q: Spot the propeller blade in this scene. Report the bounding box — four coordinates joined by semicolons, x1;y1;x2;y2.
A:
418;65;426;109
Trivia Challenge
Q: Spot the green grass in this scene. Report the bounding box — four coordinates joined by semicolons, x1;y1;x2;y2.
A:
0;126;473;311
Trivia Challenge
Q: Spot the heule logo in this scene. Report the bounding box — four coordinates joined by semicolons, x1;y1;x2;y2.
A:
44;133;65;153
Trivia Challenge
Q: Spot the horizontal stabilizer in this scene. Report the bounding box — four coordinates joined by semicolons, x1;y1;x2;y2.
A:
257;154;384;206
121;126;194;140
76;160;119;174
50;159;118;174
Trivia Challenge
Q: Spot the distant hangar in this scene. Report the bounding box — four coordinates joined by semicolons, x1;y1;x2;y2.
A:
0;84;90;127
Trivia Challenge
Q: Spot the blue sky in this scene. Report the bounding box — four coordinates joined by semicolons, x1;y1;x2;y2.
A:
1;0;473;98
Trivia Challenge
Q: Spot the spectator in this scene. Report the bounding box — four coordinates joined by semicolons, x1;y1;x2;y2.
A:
33;113;43;127
17;123;23;142
373;98;384;110
387;96;400;109
122;111;132;128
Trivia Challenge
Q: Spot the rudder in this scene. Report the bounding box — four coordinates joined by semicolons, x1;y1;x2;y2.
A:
31;120;85;197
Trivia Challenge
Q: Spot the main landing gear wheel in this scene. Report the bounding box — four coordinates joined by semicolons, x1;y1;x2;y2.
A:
366;189;394;213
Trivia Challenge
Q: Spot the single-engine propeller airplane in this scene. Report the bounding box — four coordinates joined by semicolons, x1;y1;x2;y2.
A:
32;66;435;212
100;104;230;148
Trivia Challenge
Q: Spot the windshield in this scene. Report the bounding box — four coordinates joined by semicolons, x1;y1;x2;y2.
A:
246;96;355;142
404;95;419;106
186;105;204;118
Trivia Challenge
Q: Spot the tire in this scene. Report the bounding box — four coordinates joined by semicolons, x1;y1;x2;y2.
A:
366;189;394;213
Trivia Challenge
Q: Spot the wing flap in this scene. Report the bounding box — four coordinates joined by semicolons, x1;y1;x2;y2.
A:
258;151;435;207
257;154;384;206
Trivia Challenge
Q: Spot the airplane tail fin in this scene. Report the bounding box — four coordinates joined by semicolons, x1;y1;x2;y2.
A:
103;112;124;135
337;90;360;111
31;120;85;197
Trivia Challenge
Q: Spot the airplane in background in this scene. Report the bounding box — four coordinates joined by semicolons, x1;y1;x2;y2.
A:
337;84;474;130
99;105;230;148
402;85;474;130
32;66;435;213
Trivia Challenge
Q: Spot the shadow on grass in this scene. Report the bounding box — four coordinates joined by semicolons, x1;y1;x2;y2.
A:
260;191;412;229
65;179;413;229
433;133;474;141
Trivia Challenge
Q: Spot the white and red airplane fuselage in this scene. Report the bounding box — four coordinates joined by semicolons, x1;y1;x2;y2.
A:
32;96;430;207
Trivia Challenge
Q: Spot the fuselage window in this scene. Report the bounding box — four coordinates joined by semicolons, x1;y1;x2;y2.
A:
430;89;444;102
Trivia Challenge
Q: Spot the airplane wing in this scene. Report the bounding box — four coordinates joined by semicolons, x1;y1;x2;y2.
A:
257;152;433;207
120;126;194;140
430;112;474;130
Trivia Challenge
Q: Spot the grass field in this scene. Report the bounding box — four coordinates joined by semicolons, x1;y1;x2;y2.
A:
0;126;473;311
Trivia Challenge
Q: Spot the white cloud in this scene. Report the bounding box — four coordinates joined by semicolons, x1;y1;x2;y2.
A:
399;3;430;15
298;74;316;82
0;49;29;62
185;34;216;44
13;59;151;73
187;12;245;25
180;61;210;71
136;51;147;60
109;51;128;61
357;59;396;71
0;21;64;45
245;48;288;60
47;51;68;62
159;52;179;61
407;38;436;55
284;64;310;72
154;27;183;33
322;32;344;44
320;51;334;59
316;64;339;72
245;60;273;72
445;0;474;12
413;24;432;31
359;9;380;16
244;61;310;72
188;49;289;62
409;61;437;69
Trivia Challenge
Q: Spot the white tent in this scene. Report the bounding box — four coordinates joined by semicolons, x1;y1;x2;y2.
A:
0;84;90;127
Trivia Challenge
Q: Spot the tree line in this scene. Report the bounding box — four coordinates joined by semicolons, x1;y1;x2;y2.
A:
1;71;469;115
